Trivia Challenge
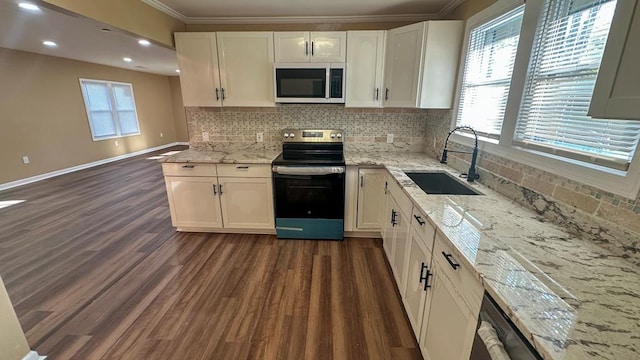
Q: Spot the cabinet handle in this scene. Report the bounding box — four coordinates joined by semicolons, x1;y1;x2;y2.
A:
181;165;195;168
236;166;249;170
384;181;388;194
219;184;223;195
413;214;425;226
442;252;460;270
213;184;217;195
360;175;364;188
215;88;220;101
311;41;314;56
305;41;309;56
385;88;389;101
391;209;397;227
221;88;226;100
375;88;379;101
419;263;432;292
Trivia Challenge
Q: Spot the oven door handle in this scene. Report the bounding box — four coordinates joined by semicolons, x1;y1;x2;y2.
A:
272;166;345;176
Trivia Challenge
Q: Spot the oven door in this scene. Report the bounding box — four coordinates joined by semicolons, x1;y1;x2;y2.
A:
273;166;345;240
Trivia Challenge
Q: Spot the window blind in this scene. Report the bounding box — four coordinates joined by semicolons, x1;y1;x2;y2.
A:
457;6;525;138
515;0;640;171
80;80;140;141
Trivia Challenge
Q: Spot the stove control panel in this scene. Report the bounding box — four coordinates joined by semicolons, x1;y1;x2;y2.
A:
282;129;344;143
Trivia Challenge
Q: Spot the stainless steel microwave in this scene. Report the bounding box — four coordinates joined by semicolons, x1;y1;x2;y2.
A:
274;63;345;103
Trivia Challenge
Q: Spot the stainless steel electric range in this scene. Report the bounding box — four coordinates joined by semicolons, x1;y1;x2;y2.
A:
272;129;345;240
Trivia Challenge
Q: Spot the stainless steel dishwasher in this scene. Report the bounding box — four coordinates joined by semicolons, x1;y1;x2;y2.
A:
470;293;542;360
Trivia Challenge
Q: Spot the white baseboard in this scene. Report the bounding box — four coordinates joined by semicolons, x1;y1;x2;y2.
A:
0;142;188;192
22;350;46;360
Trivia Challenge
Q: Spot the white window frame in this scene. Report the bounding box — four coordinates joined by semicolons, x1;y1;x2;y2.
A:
79;78;141;141
451;0;640;199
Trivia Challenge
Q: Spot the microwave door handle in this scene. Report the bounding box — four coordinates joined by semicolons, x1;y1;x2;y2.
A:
326;67;330;100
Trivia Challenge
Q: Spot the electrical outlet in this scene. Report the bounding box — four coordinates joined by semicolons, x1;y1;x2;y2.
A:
22;156;29;164
387;134;394;143
202;132;210;142
114;140;119;146
160;132;164;138
256;132;264;142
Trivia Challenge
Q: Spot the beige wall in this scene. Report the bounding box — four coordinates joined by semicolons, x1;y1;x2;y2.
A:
169;77;189;142
0;47;179;185
0;277;30;360
444;0;498;20
42;0;185;48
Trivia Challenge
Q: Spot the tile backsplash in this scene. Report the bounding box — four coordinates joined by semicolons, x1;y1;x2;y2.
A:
186;105;429;152
424;110;640;265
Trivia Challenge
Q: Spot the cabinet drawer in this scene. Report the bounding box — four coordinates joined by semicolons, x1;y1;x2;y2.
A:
387;176;413;217
433;231;483;311
410;206;436;252
162;163;218;177
217;164;271;178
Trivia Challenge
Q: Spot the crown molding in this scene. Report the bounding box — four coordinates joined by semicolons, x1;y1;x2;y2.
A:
140;0;446;24
437;0;466;17
141;0;188;22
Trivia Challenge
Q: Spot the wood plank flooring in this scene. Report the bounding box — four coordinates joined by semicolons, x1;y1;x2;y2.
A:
0;147;421;359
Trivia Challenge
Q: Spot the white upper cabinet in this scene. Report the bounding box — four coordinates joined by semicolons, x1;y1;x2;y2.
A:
216;32;275;107
274;31;346;62
175;32;275;107
346;31;386;108
383;21;463;109
589;0;640;119
175;33;222;107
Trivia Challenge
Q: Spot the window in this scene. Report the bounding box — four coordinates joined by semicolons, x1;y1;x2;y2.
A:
452;0;640;197
79;79;140;140
514;0;640;171
457;5;525;138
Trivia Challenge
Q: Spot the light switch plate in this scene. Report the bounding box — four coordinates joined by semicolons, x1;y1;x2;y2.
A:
22;156;29;164
202;132;209;142
387;134;394;143
256;132;264;142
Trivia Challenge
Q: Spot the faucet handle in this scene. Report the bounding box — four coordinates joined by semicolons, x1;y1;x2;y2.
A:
440;149;448;164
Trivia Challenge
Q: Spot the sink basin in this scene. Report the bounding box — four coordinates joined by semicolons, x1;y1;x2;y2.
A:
404;172;482;195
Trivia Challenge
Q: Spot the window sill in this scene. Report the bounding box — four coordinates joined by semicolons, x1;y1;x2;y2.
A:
92;132;141;142
449;133;640;199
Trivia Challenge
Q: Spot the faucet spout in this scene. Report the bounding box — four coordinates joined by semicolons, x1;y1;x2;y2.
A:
439;126;480;182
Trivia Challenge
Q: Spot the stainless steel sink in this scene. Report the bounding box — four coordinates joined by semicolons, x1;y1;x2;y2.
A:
404;172;482;195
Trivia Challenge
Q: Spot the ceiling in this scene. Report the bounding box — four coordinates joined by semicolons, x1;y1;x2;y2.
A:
142;0;464;23
0;0;178;76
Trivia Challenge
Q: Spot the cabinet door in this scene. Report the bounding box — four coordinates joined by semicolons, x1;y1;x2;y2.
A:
356;168;386;229
346;31;386;107
589;0;640;119
174;33;222;107
420;260;479;360
274;32;309;62
382;195;397;261
402;227;432;340
218;177;275;229
391;208;410;293
165;176;222;228
310;32;347;62
217;32;275;107
383;23;425;108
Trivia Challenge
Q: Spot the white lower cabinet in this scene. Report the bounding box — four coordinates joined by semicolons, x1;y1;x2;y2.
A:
419;232;483;360
165;176;223;228
163;163;274;232
356;168;386;230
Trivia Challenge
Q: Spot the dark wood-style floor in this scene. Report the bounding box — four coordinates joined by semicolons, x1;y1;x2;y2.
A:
0;146;420;360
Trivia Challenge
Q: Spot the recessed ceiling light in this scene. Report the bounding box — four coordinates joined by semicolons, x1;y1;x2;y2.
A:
175;69;180;73
138;39;151;46
123;57;133;63
18;2;39;11
42;40;57;47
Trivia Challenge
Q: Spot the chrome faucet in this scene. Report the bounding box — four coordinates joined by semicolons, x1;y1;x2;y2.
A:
440;126;480;182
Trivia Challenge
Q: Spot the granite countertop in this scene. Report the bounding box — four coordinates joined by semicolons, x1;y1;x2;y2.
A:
161;149;639;359
159;149;279;164
346;151;640;360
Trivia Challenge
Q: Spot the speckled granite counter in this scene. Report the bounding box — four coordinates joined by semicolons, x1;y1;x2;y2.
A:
161;149;639;359
347;151;640;360
159;149;279;164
